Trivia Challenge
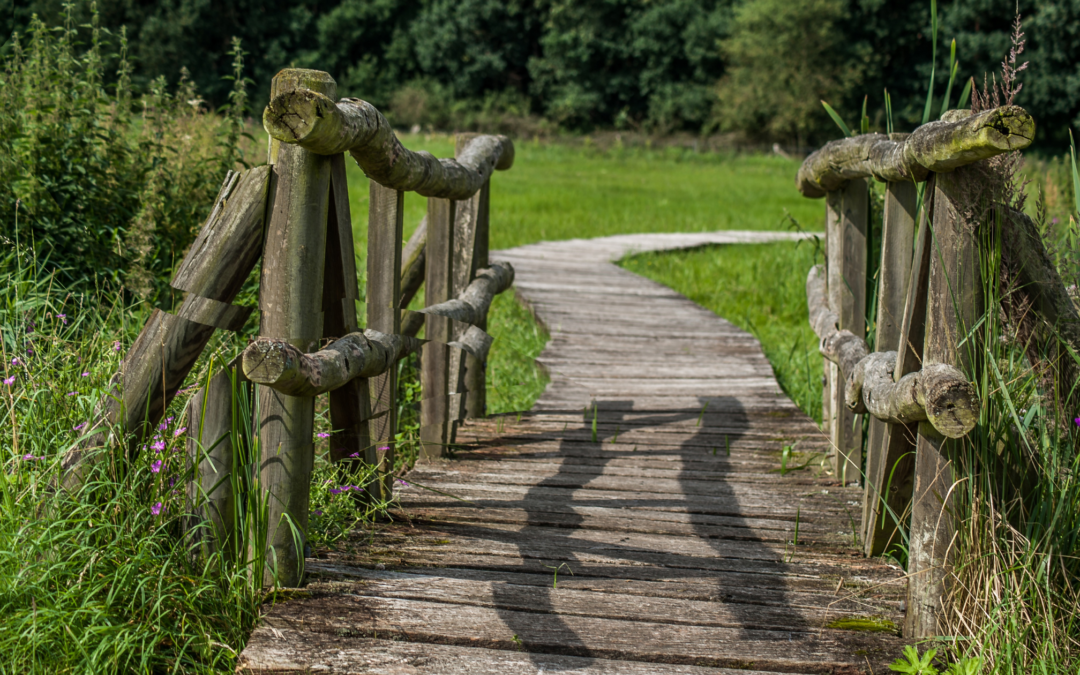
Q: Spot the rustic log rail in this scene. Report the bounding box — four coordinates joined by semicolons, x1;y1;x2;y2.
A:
64;68;515;588
798;104;1049;639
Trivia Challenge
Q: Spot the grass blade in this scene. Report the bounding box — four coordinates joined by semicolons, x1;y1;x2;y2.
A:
821;100;853;138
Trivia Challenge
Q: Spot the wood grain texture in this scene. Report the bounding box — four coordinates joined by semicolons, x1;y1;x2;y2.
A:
421;197;454;458
263;90;513;199
366;182;405;496
797;106;1035;197
465;180;491;419
256;69;335;588
242;230;903;674
907;170;983;638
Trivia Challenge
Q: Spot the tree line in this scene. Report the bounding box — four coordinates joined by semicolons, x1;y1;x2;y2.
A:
6;0;1079;147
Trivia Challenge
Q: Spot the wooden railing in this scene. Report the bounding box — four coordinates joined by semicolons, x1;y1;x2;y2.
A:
797;105;1056;637
62;68;515;587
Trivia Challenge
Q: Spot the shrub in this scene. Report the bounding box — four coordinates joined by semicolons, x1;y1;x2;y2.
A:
0;7;251;304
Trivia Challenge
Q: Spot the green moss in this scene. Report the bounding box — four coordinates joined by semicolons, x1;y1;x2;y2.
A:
826;616;899;633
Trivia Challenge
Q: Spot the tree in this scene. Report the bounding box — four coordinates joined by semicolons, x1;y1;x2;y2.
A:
715;0;864;147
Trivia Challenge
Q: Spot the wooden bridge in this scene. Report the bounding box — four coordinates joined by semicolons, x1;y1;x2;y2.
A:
238;231;907;674
68;66;1048;672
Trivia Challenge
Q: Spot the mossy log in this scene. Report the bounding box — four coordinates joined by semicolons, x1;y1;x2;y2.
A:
797;106;1035;198
263;90;513;200
807;265;978;438
418;262;514;325
243;329;423;398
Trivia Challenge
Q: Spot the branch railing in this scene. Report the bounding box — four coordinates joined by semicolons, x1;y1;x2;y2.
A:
62;68;515;587
797;105;1044;638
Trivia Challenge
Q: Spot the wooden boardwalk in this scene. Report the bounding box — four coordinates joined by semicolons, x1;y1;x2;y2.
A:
240;232;906;674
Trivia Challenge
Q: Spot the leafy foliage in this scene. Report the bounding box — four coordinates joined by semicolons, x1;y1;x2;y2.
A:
0;6;251;302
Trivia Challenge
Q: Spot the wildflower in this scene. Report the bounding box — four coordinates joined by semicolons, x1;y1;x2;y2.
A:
378;445;390;451
329;487;342;495
166;416;174;423
11;358;18;366
168;476;176;488
317;432;330;439
158;422;168;431
66;392;78;396
1075;417;1080;427
114;341;122;352
151;502;163;516
57;314;67;325
3;376;14;386
81;372;89;377
152;440;166;452
151;460;162;473
22;454;42;461
349;452;360;458
313;510;323;516
74;422;86;430
397;479;409;486
173;427;186;437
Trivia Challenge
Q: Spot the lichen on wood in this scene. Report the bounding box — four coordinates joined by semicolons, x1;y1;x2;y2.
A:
806;265;978;438
243;330;423;397
419;262;514;326
797;106;1035;198
263;89;513;200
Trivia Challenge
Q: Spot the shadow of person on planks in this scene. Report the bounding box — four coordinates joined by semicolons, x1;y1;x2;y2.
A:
482;395;811;670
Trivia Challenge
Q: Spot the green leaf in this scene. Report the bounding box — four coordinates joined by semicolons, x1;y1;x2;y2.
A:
956;78;973;110
939;57;959;117
861;95;869;135
922;0;939;126
1070;129;1080;218
884;89;894;135
821;100;853;138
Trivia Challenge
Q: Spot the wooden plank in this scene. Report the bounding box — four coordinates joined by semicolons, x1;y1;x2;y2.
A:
366;182;405;495
826;180;867;485
421;197;455;458
256;69;335;587
323;154;376;500
186;356;247;557
906;170;982;638
257;595;902;673
239;631;788;675
862;180;917;555
465;180;491;420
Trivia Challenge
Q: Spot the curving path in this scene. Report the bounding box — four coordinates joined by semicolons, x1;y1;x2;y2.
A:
240;231;906;674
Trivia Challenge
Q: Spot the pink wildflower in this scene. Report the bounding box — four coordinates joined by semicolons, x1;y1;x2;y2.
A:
317;432;330;439
151;502;163;516
113;341;121;352
3;376;14;386
81;372;89;377
22;454;42;461
151;440;166;453
349;452;360;458
151;460;162;473
74;422;86;430
378;445;390;451
66;392;78;396
397;479;409;486
173;427;186;437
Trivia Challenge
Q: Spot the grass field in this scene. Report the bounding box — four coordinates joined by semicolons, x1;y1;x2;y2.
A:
340;134;823;415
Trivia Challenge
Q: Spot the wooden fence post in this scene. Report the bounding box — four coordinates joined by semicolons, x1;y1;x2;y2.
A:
421;197;455;458
465;179;491;420
324;154;374;488
826;179;868;485
906;170;982;637
862;180;918;554
256;69;335;587
186;357;248;557
367;182;405;491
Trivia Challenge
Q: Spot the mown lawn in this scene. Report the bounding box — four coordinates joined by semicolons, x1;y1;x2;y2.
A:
338;134;823;415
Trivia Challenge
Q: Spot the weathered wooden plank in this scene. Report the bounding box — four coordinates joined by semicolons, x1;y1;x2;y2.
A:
366;182;405;496
825;180;867;484
258;594;902;673
256;69;335;587
239;631;789;675
906;170;982;638
421;197;455;457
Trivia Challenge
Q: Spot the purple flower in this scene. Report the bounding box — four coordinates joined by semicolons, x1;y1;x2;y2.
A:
1053;217;1060;225
349;452;360;458
316;432;330;439
331;485;363;495
66;392;78;396
57;314;67;325
378;445;390;451
173;427;186;437
166;416;174;423
114;341;121;352
150;460;162;473
329;487;342;495
158;422;168;431
74;422;86;431
151;502;163;516
168;476;176;488
22;454;42;461
313;510;323;516
3;376;14;386
81;372;89;378
11;358;18;366
151;440;166;453
1075;417;1080;427
397;479;409;486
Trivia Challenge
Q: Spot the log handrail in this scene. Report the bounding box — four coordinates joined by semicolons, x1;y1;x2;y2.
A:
796;106;1034;198
807;265;978;439
263;87;513;200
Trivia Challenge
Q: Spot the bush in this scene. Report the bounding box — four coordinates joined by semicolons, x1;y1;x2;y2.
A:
0;8;251;304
